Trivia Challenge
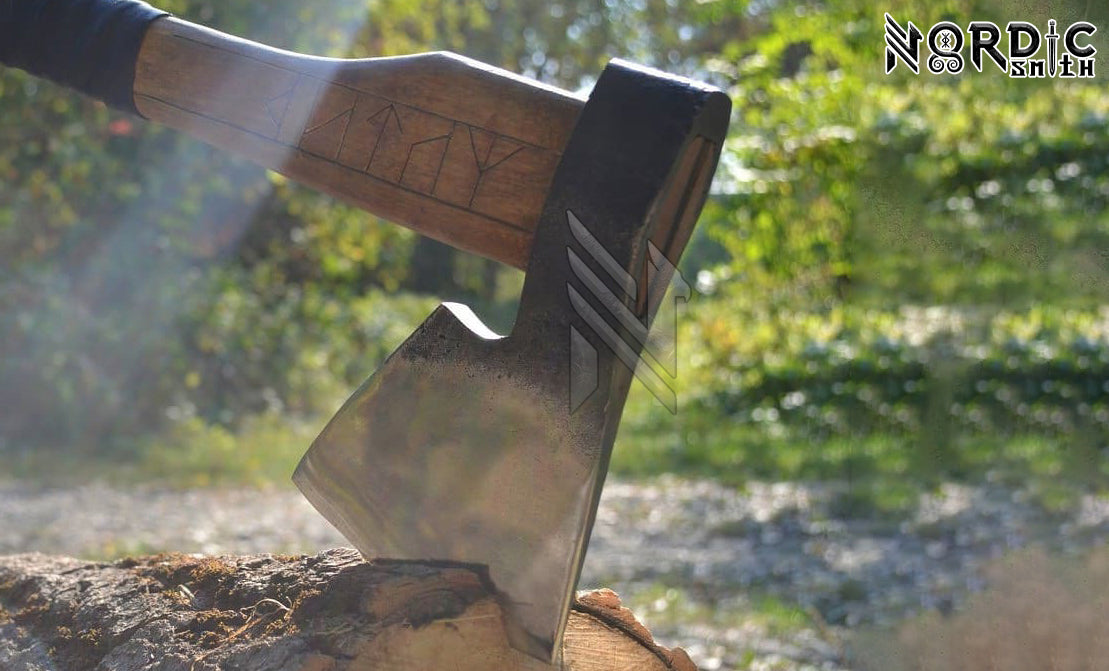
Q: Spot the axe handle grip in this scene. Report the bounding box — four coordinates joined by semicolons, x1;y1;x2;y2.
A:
132;18;584;269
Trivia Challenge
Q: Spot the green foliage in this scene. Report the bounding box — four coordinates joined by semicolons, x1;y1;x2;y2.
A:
703;0;1109;309
137;411;316;487
612;303;1109;511
686;304;1109;439
0;1;423;451
1;0;1106;503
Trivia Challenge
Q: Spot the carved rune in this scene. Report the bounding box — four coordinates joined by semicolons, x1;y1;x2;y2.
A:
296;83;533;214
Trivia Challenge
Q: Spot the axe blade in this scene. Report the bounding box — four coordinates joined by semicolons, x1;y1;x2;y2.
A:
294;60;730;662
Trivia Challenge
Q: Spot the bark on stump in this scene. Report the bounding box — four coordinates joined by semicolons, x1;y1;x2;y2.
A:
0;548;696;671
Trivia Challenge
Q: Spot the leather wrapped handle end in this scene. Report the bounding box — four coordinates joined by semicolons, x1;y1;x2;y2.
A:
0;0;168;114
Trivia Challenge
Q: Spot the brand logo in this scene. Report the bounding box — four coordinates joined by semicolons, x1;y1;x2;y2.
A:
885;13;1097;78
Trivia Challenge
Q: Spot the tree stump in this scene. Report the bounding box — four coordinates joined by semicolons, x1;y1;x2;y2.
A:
0;548;696;671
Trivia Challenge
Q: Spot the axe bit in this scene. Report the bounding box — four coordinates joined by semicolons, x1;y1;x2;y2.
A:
1;0;731;661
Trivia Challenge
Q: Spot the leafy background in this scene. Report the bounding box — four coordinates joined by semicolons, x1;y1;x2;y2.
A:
1;0;1107;530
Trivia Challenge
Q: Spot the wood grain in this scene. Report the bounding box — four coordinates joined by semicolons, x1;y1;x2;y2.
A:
133;18;584;269
0;549;697;671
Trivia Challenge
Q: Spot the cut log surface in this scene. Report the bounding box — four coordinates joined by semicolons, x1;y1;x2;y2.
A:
0;548;696;671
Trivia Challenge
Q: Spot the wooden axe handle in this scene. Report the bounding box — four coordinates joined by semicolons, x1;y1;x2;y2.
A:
1;1;585;269
134;18;585;268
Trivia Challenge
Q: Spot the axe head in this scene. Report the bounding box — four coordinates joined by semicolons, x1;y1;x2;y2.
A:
294;60;730;662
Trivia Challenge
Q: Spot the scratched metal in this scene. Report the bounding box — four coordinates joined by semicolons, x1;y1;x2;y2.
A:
294;60;731;662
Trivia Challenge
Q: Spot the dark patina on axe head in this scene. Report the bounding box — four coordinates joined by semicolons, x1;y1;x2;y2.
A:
294;60;731;662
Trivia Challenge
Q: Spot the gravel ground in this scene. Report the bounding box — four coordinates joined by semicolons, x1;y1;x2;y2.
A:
2;476;1107;670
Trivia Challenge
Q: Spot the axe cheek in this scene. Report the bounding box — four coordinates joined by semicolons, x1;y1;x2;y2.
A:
295;296;598;660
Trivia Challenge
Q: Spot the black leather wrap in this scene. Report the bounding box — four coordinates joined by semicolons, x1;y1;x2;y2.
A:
0;0;168;114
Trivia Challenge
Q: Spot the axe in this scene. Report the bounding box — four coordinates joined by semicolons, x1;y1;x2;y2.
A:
1;0;731;661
